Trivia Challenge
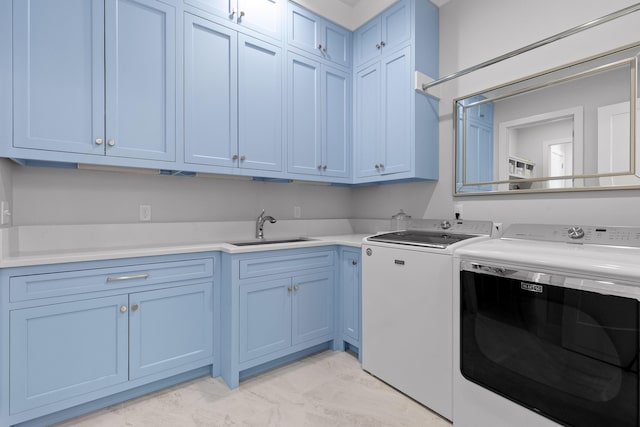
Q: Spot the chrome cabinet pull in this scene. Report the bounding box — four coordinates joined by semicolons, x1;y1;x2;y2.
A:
107;273;150;282
293;284;299;291
375;43;381;49
232;154;239;161
352;259;358;266
287;286;293;292
131;304;139;312
107;139;115;146
379;163;384;168
239;10;245;18
380;40;386;47
240;154;246;161
374;164;380;169
120;305;127;313
230;8;236;17
95;138;104;145
322;165;327;170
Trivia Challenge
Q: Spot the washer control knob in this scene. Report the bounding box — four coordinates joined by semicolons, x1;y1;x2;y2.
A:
441;220;452;230
568;226;585;239
366;248;372;256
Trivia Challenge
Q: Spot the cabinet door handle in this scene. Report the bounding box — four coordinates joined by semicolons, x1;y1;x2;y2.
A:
107;273;150;282
352;259;358;266
322;165;327;170
131;304;139;312
107;139;115;147
293;284;299;291
379;163;384;168
375;43;381;49
95;138;104;145
380;40;386;47
374;164;380;169
232;154;239;161
240;154;246;161
120;305;128;313
230;8;236;17
239;10;245;18
287;286;293;292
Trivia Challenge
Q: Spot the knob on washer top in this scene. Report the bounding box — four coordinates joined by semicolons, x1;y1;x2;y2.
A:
568;226;585;239
441;220;452;230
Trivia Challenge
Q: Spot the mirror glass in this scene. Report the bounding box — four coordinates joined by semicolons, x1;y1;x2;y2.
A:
454;44;639;195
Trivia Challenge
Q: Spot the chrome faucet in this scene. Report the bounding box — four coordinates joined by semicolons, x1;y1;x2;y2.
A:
256;209;277;239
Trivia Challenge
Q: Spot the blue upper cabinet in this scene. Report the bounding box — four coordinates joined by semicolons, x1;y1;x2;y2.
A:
287;53;350;178
12;0;106;156
184;16;283;173
10;0;176;164
105;0;176;162
353;0;439;184
238;34;283;172
184;0;283;41
184;14;238;168
354;0;411;68
287;3;351;68
355;48;412;178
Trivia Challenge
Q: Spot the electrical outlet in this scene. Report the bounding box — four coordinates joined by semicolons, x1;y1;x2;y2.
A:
294;206;301;218
454;203;463;219
0;201;11;225
493;222;504;237
139;205;152;222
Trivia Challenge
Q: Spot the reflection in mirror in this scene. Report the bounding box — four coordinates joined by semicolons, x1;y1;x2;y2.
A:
454;43;639;195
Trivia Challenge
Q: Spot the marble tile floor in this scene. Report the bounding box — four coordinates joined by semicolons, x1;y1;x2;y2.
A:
55;351;452;427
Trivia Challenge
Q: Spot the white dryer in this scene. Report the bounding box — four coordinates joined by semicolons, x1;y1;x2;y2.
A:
453;224;640;427
362;219;493;420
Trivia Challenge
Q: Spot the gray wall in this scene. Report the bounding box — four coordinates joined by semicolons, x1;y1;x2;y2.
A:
10;165;353;225
351;0;640;226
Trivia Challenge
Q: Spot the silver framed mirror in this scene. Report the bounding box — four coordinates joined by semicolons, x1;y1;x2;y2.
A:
454;42;639;195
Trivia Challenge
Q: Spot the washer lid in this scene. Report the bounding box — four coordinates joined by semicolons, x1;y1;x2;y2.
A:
368;230;477;248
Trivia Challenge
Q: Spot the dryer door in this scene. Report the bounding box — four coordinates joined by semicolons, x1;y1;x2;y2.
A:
460;267;639;427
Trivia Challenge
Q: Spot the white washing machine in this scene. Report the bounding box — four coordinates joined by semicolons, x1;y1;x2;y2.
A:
362;219;493;421
453;224;640;427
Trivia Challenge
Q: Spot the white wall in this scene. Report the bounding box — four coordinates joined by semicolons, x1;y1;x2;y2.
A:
11;166;352;226
352;0;640;227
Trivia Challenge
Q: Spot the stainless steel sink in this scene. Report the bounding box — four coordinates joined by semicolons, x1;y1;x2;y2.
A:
229;237;314;246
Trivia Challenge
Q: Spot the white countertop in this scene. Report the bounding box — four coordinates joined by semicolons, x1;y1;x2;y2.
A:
0;232;369;268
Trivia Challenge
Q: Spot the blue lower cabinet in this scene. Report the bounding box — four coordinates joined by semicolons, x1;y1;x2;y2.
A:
10;295;129;415
129;283;214;380
223;248;337;388
340;248;361;354
2;255;217;425
239;278;293;362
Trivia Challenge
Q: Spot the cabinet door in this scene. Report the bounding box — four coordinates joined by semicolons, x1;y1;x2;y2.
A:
292;271;334;345
287;53;322;176
184;14;238;167
465;120;493;187
238;35;283;172
239;278;292;362
105;0;176;161
380;0;411;54
287;3;321;57
10;296;129;414
12;0;105;155
381;47;411;175
238;0;282;40
355;63;382;178
323;66;350;178
323;21;351;68
129;283;213;379
354;18;380;67
341;250;361;343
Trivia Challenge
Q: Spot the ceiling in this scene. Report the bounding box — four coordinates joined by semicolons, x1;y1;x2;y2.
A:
309;0;448;30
